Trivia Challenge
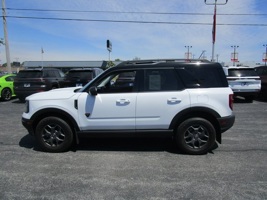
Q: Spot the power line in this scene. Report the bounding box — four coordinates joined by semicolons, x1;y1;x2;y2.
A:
6;7;267;16
4;15;267;26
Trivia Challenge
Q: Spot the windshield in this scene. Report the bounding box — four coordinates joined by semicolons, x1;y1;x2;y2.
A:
78;70;105;92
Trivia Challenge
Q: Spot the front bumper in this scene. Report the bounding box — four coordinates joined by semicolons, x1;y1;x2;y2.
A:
22;117;35;135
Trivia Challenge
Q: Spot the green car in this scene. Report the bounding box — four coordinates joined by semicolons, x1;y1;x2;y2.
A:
0;74;16;101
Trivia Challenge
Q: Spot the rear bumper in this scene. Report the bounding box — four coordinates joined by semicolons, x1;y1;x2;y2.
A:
218;114;235;133
231;89;260;97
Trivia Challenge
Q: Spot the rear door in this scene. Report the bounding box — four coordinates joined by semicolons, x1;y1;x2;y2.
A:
136;68;190;129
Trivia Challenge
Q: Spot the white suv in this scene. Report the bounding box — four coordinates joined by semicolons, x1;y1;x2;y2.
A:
225;66;261;102
22;59;235;155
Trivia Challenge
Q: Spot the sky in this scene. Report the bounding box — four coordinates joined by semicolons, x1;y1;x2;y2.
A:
0;0;267;66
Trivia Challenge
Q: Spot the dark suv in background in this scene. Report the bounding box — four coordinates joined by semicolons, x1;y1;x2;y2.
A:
62;68;103;87
254;65;267;99
14;68;65;102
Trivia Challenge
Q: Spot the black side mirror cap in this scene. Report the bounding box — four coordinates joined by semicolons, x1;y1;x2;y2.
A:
89;86;97;96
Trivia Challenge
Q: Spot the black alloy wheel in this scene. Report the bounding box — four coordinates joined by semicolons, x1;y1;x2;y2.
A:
175;117;216;155
35;117;74;152
1;88;12;101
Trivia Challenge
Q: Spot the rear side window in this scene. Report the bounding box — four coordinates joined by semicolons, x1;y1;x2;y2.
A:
178;66;227;88
228;69;258;77
44;70;60;78
144;69;183;91
67;71;93;80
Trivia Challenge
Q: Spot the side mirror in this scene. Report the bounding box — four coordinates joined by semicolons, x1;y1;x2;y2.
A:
89;86;98;96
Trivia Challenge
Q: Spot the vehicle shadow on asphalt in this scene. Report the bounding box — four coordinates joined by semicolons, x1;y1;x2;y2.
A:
12;99;24;104
19;134;39;150
74;137;180;153
19;134;218;155
234;96;267;103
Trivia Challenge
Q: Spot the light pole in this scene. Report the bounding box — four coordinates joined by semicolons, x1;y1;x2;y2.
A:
231;45;239;66
185;46;192;60
263;44;267;66
204;0;228;62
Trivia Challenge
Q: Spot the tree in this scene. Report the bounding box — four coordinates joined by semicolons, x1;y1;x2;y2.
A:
107;61;115;68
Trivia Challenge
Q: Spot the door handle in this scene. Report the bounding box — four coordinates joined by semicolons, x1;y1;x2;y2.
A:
116;99;130;104
167;98;181;104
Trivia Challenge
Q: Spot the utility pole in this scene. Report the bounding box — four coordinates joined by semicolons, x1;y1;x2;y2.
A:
204;0;228;62
2;0;11;74
231;45;239;66
216;54;219;62
185;46;192;61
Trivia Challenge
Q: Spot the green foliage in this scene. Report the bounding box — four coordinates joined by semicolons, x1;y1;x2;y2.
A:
107;61;115;68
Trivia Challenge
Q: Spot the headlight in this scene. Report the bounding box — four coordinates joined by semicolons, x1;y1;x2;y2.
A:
25;100;29;113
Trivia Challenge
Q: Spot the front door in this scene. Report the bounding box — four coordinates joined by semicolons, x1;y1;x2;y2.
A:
78;70;138;130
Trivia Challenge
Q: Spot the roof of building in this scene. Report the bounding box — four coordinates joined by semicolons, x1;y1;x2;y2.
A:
22;61;106;68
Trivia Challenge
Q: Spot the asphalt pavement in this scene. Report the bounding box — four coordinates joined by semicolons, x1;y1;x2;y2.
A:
0;97;266;200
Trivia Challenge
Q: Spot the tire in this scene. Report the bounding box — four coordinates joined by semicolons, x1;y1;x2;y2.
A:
1;88;12;101
175;118;216;155
35;117;74;152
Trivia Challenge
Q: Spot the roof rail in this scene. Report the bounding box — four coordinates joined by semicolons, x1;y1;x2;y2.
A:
124;59;211;65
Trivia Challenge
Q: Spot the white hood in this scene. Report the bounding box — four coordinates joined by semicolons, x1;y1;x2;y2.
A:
26;87;82;101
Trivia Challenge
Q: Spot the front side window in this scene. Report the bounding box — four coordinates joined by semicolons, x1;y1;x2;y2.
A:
6;76;15;81
94;70;137;93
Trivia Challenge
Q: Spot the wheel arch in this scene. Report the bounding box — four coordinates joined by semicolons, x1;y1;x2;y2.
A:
170;107;222;143
30;108;80;143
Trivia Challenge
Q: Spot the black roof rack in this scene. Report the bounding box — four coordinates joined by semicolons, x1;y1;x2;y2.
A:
123;59;211;65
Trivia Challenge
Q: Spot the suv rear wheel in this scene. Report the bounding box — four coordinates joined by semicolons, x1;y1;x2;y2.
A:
175;118;216;155
35;117;74;152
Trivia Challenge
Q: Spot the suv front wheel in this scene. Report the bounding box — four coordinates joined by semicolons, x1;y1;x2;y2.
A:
35;117;74;152
175;118;216;155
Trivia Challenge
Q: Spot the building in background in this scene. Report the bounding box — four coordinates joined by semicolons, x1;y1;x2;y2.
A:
22;61;122;73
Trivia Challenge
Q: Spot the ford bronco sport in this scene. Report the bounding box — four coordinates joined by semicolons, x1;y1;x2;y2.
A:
22;59;235;155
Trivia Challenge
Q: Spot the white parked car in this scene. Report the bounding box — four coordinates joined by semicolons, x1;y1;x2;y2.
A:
22;59;235;155
225;66;261;102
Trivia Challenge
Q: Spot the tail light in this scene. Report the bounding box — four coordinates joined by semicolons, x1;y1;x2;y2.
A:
229;94;234;110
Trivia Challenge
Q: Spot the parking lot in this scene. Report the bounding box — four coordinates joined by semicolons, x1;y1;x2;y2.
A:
0;97;267;199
